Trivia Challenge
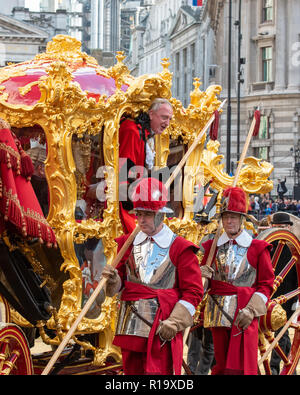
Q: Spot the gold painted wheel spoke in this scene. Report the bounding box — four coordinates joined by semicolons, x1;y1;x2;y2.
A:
273;287;300;305
1;349;20;375
271;256;297;296
0;339;10;373
272;240;286;270
257;228;300;375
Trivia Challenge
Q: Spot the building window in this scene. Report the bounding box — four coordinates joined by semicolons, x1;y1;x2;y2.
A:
256;146;269;161
258;115;270;139
262;0;273;23
191;43;195;91
191;43;195;64
184;73;187;95
262;46;273;81
183;47;187;68
176;52;180;72
183;48;187;100
253;114;270;160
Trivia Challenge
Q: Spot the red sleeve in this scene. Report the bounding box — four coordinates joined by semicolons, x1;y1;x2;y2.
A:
199;239;214;266
248;240;274;298
119;119;145;168
170;237;203;308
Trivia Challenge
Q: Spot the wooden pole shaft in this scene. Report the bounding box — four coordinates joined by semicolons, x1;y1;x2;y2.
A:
41;225;140;375
205;223;222;268
203;110;259;276
232;115;256;187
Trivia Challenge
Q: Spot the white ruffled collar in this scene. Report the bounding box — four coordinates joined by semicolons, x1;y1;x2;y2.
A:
134;224;174;248
217;229;252;248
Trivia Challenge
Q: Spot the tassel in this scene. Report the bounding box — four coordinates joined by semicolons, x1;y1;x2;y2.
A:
0;144;20;172
16;158;21;176
252;110;261;137
13;134;34;179
20;152;34;180
2;196;24;232
24;213;56;245
6;151;12;169
209;110;219;141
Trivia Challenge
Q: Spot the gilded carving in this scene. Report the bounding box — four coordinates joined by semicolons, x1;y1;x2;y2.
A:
200;140;274;194
0;35;274;367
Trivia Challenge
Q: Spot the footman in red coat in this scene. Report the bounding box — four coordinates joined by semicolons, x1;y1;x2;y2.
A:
102;177;203;374
200;187;274;375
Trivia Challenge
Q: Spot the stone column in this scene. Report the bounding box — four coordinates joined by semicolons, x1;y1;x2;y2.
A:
274;0;287;91
287;0;300;90
244;0;256;93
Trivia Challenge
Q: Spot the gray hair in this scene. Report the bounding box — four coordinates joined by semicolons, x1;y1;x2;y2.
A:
149;98;172;112
154;212;165;228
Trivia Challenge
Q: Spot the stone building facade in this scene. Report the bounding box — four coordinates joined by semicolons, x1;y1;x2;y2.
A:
208;0;300;197
127;0;300;197
0;12;48;66
127;1;216;104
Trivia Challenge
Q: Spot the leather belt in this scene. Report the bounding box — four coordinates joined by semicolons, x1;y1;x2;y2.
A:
128;303;153;328
210;294;243;336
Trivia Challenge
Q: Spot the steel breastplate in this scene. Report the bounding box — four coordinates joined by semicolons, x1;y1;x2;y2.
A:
204;241;256;328
115;235;177;338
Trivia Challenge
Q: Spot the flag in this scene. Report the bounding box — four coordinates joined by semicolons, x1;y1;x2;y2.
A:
209;110;219;141
252;110;261;137
189;0;203;6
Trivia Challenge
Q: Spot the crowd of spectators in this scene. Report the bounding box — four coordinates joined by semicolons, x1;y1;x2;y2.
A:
248;193;300;220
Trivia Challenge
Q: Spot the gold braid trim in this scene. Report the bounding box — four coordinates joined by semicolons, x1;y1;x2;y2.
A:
0;142;21;174
1;185;56;245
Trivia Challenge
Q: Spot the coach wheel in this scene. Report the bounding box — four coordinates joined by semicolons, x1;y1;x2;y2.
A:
0;323;33;375
0;295;10;323
256;228;300;375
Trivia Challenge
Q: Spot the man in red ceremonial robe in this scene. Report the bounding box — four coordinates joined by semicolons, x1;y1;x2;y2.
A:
118;98;173;233
102;177;203;374
200;187;274;375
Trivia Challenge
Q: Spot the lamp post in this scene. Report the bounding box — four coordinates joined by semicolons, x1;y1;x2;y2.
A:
226;0;232;174
236;0;242;161
295;141;300;186
293;140;300;200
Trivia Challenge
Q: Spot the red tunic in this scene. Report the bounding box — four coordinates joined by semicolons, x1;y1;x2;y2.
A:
119;119;149;169
201;238;274;375
113;232;204;374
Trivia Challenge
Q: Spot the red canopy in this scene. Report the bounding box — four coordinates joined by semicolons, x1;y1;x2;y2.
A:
0;36;128;107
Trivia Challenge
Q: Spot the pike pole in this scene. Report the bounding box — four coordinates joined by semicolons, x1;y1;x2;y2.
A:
202;109;261;291
41;99;227;375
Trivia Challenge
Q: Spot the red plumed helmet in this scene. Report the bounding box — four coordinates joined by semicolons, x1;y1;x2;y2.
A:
131;177;169;213
220;187;248;215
